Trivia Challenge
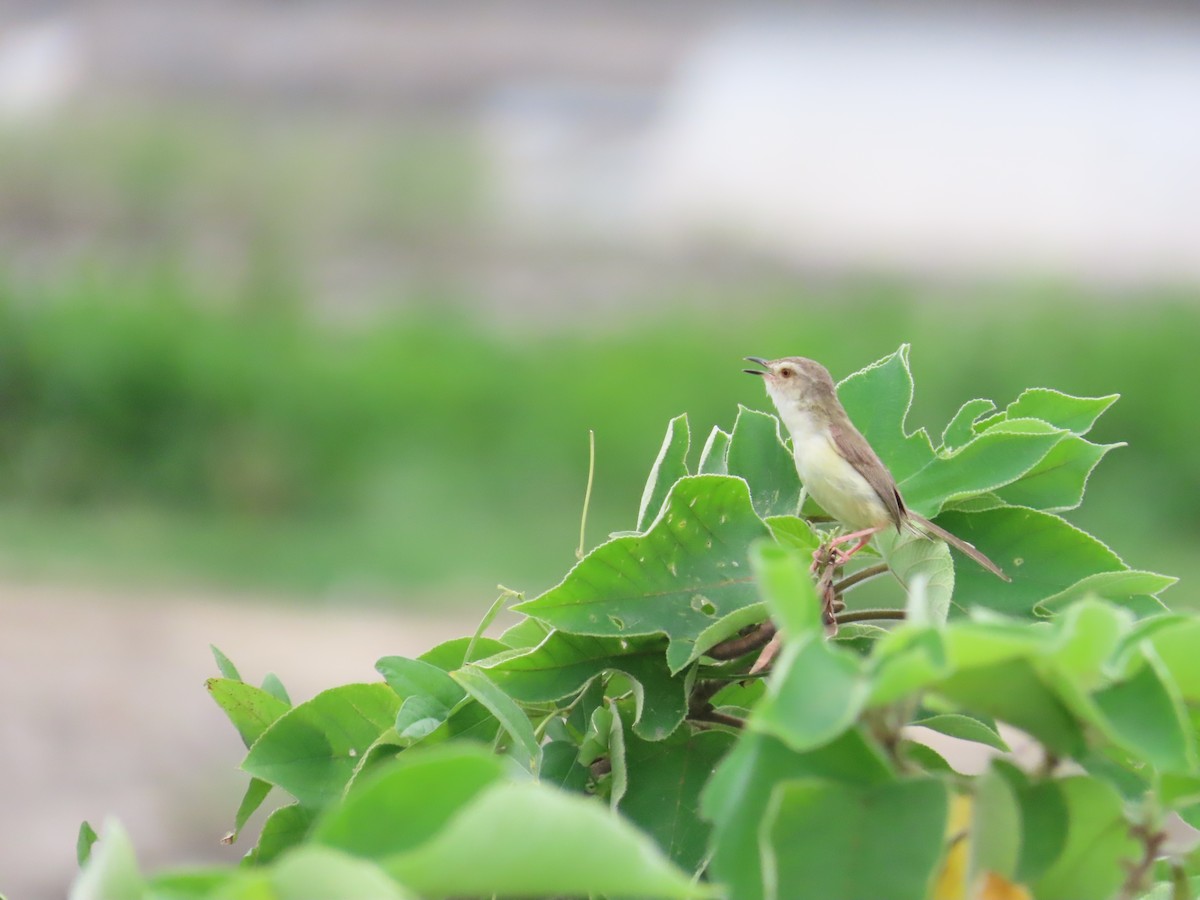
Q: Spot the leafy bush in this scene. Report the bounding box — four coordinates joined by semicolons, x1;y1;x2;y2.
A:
72;347;1198;900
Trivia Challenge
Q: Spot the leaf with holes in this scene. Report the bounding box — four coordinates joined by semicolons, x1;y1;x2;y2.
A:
513;475;771;673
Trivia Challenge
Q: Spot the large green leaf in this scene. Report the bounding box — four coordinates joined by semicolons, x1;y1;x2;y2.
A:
251;803;316;865
899;420;1067;517
702;729;894;900
619;729;736;872
875;527;954;623
836;345;936;483
1029;777;1140;900
995;435;1121;512
241;684;401;809
312;744;507;858
753;636;868;752
376;656;466;740
383;782;716;899
936;506;1126;617
637;413;691;531
479;630;686;740
697;426;731;474
1002;387;1119;436
762;777;949;900
514;475;771;673
233;847;413;900
725;406;802;517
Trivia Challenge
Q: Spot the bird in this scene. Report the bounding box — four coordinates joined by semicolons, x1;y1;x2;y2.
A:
744;355;1009;581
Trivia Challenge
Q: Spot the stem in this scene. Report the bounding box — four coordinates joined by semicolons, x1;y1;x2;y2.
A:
690;709;746;730
688;678;727;714
707;621;777;660
834;563;889;594
836;608;906;625
1119;823;1166;900
577;429;596;559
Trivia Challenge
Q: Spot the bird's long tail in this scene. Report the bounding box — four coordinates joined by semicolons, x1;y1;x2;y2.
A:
906;512;1011;582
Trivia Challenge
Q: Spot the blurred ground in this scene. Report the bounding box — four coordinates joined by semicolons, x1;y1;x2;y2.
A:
0;582;479;900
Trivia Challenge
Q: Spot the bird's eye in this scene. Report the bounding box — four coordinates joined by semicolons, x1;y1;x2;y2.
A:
779;367;793;378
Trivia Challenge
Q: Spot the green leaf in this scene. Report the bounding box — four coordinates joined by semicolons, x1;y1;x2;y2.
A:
836;345;936;483
76;820;99;867
607;699;629;808
452;666;541;772
937;506;1126;618
1036;569;1177;616
210;645;242;681
264;846;412;900
313;744;507;858
764;514;820;554
620;728;735;871
934;657;1085;757
242;683;401;808
941;398;996;451
753;635;868;751
206;678;291;749
994;769;1069;884
479;630;687;741
899;422;1067;517
911;713;1010;752
383;782;716;899
996;435;1121;512
749;541;821;638
762;777;949;900
702;729;894;900
876;527;954;626
377;655;473;740
1004;387;1119;435
498;616;550;650
868;627;951;706
230;778;272;843
70;819;142;900
697;426;730;474
637;413;690;531
970;768;1022;881
1089;645;1197;772
1030;777;1140;900
726;406;802;517
252;803;316;865
541;740;591;793
260;673;290;705
514;475;771;673
1146;619;1200;704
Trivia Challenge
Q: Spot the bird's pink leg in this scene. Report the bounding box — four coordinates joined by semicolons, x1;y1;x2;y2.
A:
811;524;887;571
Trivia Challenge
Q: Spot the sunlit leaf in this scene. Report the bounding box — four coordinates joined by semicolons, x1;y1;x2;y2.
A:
242;684;400;808
383;783;716;899
697;426;730;474
1002;388;1118;436
206;678;291;749
762;777;949;900
452;666;541;772
995;436;1121;512
726;406;802;517
514;475;770;673
941;398;996;452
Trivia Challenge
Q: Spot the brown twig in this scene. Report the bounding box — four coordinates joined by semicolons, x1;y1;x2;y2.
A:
706;621;777;660
835;608;906;625
690;709;746;730
687;678;728;714
1119;823;1167;900
834;563;889;594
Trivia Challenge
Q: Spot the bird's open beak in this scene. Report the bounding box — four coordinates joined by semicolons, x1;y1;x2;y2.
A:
743;356;770;376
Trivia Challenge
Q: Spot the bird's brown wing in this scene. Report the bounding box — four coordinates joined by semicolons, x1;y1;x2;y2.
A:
828;415;906;529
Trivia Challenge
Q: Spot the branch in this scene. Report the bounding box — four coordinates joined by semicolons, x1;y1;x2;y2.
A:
707;621;777;660
835;608;906;625
834;563;889;594
689;709;746;730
